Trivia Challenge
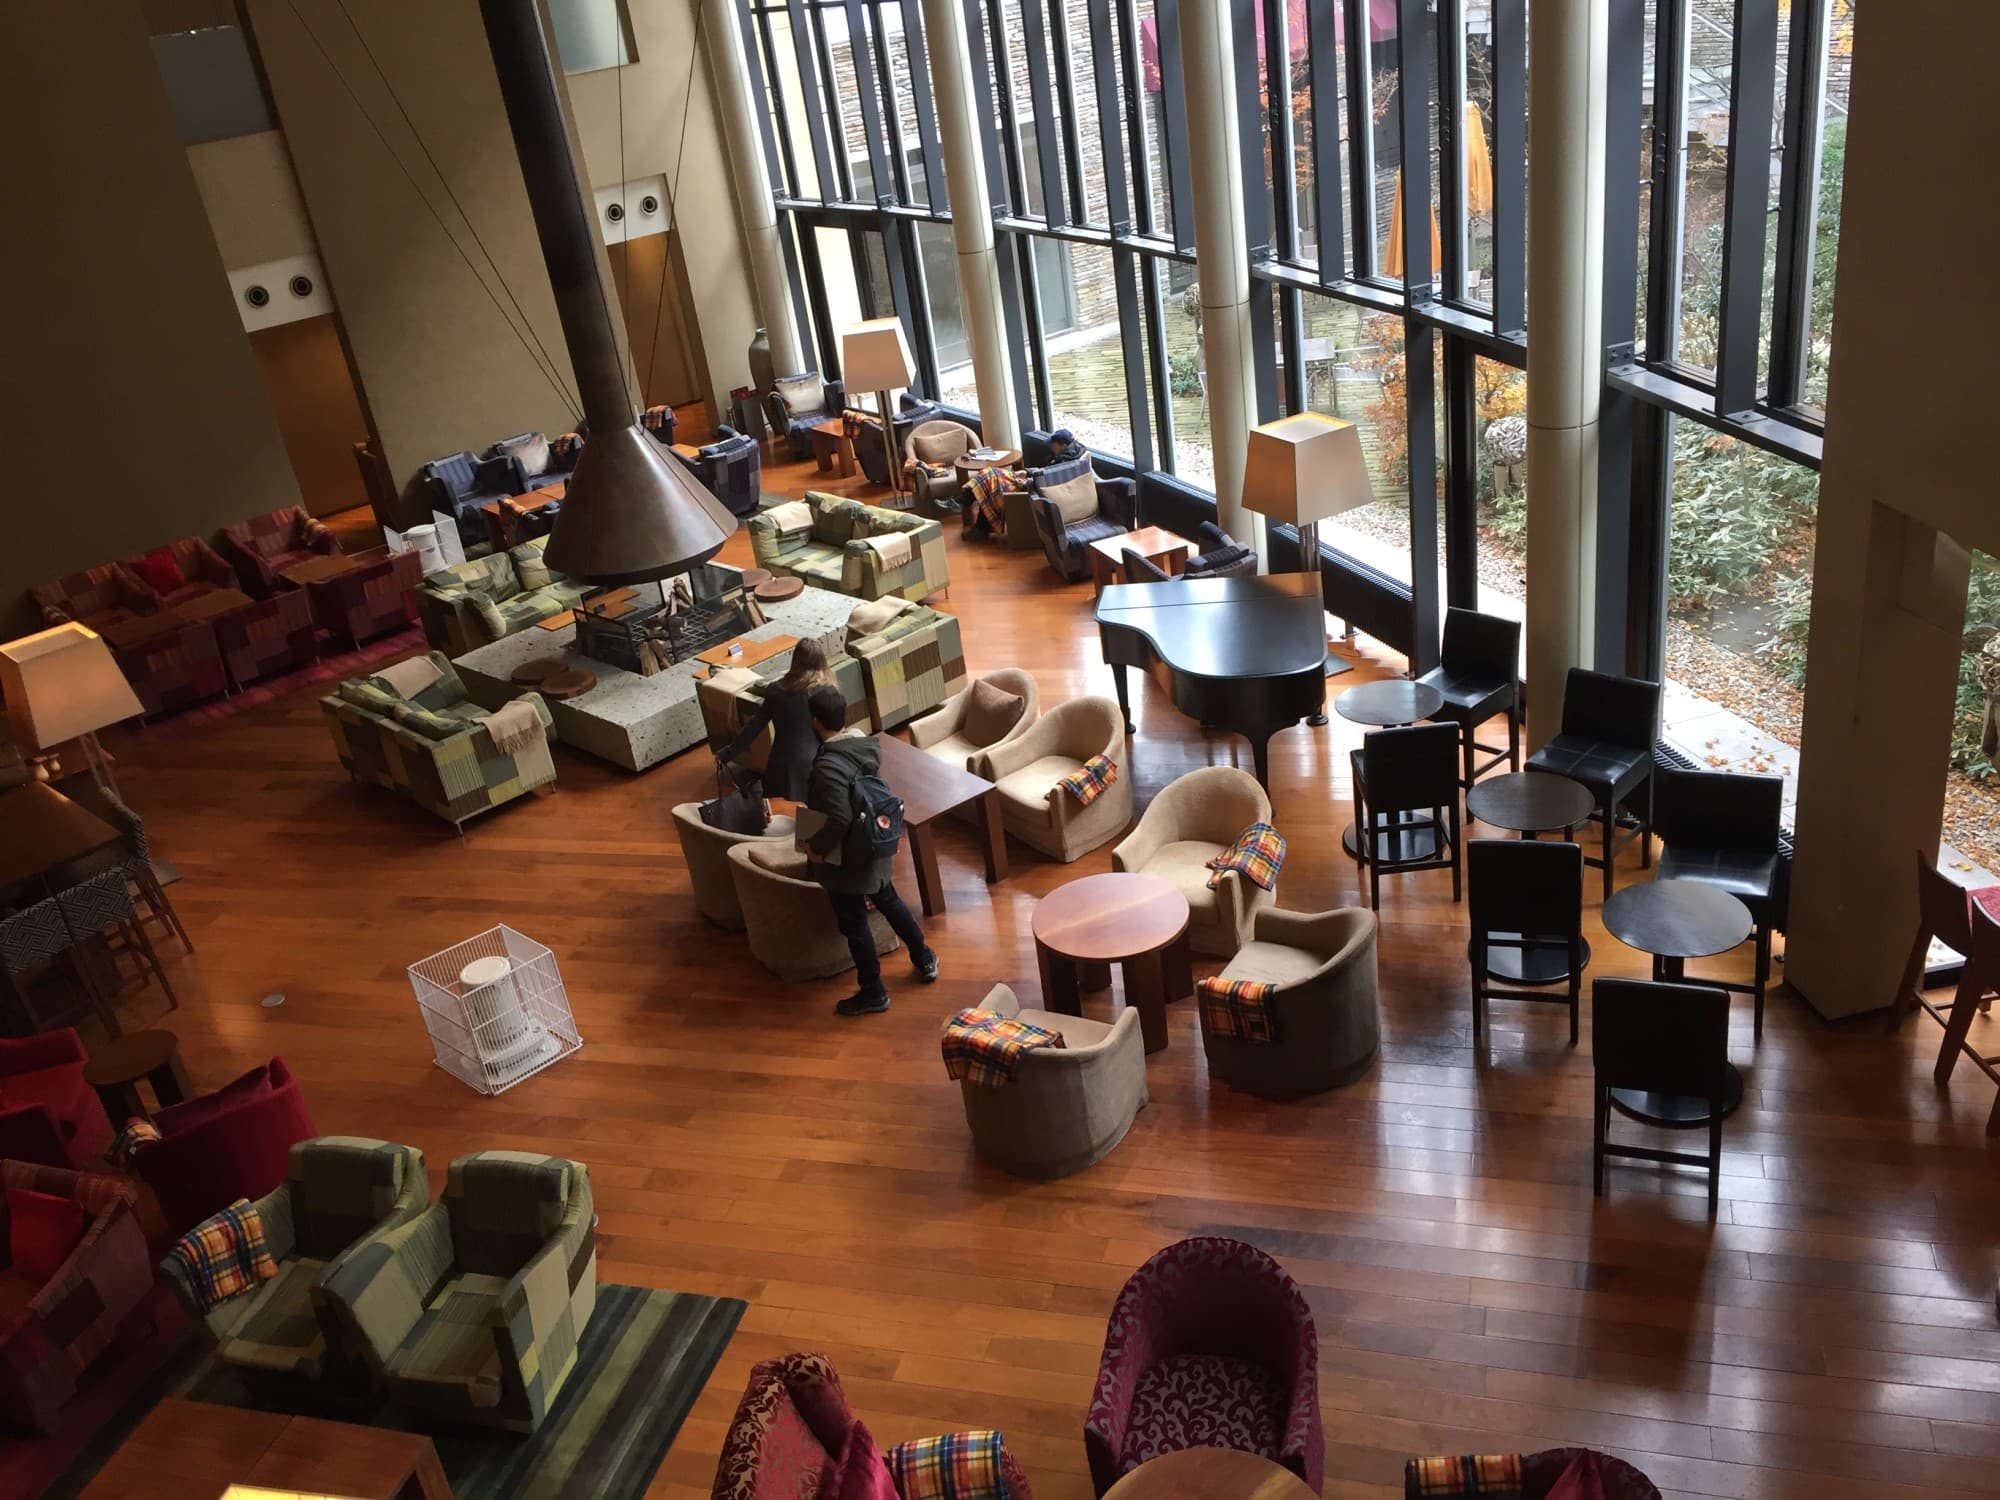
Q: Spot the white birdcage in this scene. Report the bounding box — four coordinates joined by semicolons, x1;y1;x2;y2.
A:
407;926;581;1095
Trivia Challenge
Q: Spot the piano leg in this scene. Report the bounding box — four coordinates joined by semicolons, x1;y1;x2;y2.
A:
1249;733;1272;790
1111;664;1134;735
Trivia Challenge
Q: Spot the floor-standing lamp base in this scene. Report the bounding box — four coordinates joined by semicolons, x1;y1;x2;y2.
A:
1299;520;1332;726
875;390;900;492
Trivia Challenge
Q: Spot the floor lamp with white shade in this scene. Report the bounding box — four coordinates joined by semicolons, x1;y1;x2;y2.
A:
1244;412;1378;724
1;622;145;798
841;317;915;494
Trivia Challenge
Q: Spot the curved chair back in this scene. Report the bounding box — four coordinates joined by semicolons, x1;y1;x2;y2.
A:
1359;722;1462;818
1120;547;1171;583
1913;851;1978;956
908;419;975;466
1591;979;1728;1102
1559;667;1661;748
1046;695;1123;762
287;1136;428;1263
1440;606;1521;683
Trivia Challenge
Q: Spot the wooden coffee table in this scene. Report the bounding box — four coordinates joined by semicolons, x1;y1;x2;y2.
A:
1105;1447;1316;1500
1088;526;1195;595
83;1028;193;1120
172;588;255;626
280;553;358;588
755;576;805;603
875;733;1007;916
809;419;856;477
96;613;180;652
80;1397;451;1499
1032;871;1192;1054
696;633;798;672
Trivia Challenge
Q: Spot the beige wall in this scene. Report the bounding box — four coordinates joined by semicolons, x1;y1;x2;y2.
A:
1787;2;1999;1018
2;0;299;635
565;0;760;417
242;0;584;522
186;130;317;268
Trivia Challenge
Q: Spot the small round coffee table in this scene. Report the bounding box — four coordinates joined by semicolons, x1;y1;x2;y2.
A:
739;567;773;591
1603;878;1753;1123
538;668;597;700
1105;1448;1316;1500
755;576;804;603
84;1029;193;1121
509;656;569;687
1031;872;1191;1055
1337;679;1447;862
952;449;1022;482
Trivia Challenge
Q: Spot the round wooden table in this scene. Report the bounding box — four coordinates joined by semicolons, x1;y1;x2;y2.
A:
509;656;569;687
1105;1447;1316;1500
84;1029;193;1121
952;448;1022;480
754;576;804;603
1337;679;1448;863
1031;872;1191;1055
1465;771;1598;985
538;668;597;701
738;567;773;591
1603;878;1753;1124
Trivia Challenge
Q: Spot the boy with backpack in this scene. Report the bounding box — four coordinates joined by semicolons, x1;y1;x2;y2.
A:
801;684;938;1015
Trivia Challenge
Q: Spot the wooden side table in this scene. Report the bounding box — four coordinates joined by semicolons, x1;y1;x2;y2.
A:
83;1029;193;1121
1105;1448;1316;1499
1031;872;1192;1054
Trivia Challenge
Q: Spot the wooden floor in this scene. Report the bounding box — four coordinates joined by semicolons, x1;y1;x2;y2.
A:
96;451;2000;1499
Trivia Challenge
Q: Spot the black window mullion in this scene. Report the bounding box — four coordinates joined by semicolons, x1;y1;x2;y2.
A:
970;0;1024;215
898;0;947;211
1086;0;1132;231
1342;0;1376;279
1233;0;1271;259
1155;0;1196;254
745;2;796;198
1113;248;1156;468
1435;0;1466;302
1279;284;1305;414
1394;0;1434;301
993;233;1038;434
810;8;857;200
1713;0;1779;416
1014;239;1055;428
1141;256;1176;469
880;221;930;388
1442;336;1479;611
1490;0;1525;336
1115;0;1153;232
779;211;815;370
1644;0;1689;363
1250;279;1280;422
797;214;841;373
1045;0;1090;225
1405;319;1441;674
1262;0;1295;261
843;0;895;206
1307;0;1346;280
1766;0;1828;410
785;0;838;201
869;7;912;203
1017;0;1070;227
1602;0;1645;365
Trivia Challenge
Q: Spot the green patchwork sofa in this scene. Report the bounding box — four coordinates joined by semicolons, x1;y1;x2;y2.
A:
841;598;968;730
748;491;948;603
321;651;557;828
413;536;592;655
317;1151;595;1434
160;1137;428;1385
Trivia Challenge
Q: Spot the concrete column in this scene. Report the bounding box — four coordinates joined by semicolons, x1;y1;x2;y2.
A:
1177;0;1259;554
920;0;1020;448
701;0;804;376
1523;0;1606;746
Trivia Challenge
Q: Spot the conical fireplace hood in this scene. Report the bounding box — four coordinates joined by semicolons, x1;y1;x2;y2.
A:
478;0;735;586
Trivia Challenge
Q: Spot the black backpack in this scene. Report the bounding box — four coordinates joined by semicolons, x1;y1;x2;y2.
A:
845;770;905;860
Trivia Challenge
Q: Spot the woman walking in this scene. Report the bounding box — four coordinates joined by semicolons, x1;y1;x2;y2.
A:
719;637;837;800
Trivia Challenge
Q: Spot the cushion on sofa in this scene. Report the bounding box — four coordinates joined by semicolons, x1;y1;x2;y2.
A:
131;549;187;595
338;679;403;716
746;844;811;879
510;542;554;592
496;432;551;477
1120;1353;1287;1468
155;1063;273;1138
774;373;828;419
1042;470;1100;526
391;702;472;741
7;1186;86;1281
963;680;1025;747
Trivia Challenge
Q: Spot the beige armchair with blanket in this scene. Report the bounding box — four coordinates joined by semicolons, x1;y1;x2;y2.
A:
906;419;979;520
910;668;1041;773
973;695;1131;862
671;802;795;931
725;840;900;982
1112;767;1275;956
1201;907;1380;1100
952;983;1148;1178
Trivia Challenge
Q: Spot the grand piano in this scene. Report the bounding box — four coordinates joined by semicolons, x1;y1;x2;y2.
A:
1095;572;1328;788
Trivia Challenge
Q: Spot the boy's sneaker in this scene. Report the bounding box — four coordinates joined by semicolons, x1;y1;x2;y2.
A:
836;990;891;1017
914;949;940;983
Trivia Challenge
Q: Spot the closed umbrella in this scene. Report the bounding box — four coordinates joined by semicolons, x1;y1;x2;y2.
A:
1385;102;1495;276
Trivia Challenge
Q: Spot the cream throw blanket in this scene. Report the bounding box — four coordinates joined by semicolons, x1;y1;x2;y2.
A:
763;500;814;533
475;698;543;756
377;654;444;701
863;531;914;570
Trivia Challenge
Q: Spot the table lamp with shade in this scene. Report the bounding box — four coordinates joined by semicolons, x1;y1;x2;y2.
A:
841;317;915;493
1244;412;1376;722
1;622;144;798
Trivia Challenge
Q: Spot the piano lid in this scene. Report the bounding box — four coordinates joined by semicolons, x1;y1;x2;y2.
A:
1095;571;1327;680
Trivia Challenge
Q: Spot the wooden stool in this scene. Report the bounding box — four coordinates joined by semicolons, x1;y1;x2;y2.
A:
739;567;773;591
84;1028;193;1121
540;669;597;700
510;656;569;686
754;576;803;603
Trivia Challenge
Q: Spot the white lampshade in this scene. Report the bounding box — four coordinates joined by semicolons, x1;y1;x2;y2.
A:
1243;412;1377;528
0;622;145;750
841;317;914;394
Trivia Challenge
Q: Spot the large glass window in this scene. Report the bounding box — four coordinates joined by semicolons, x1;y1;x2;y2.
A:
1299;294;1411;584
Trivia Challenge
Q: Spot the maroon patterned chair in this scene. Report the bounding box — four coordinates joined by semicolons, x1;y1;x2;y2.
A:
31;565;226;719
309;550;423;649
217;505;342;599
712;1350;1035;1500
1086;1237;1322;1496
0;1159;152;1433
0;1031;111;1172
124;537;320;688
1404;1449;1661;1499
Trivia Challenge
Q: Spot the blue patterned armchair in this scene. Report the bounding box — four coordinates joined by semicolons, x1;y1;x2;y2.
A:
1027;453;1138;582
674;427;762;518
766;372;844;460
419;449;529;524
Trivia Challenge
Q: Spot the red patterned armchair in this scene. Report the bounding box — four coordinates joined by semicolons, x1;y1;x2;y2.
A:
123;536;320;688
130;1057;317;1237
217;505;342;599
0;1031;111;1171
0;1160;151;1433
713;1351;1035;1500
311;550;423;649
1086;1237;1322;1496
31;565;225;718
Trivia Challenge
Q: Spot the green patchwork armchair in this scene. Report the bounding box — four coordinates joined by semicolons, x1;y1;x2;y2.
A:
321;651;557;828
413;537;592;655
159;1136;428;1385
748;491;948;603
843;601;967;731
318;1151;596;1434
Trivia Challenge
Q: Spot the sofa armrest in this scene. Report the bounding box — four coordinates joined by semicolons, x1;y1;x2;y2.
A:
1110;803;1175;875
321;1202;453;1371
1097;477;1138;528
908;685;971;749
979;711;1058;782
0;1031;87;1074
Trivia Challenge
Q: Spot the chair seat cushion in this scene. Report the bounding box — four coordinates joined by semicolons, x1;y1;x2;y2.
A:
1129;841;1226;926
1219;940;1324;988
387;1271;507;1397
920;731;982;769
995;757;1079;824
1417;665;1511;718
1656;848;1780;916
789;550;847;585
218;1255;330;1376
1526;735;1650;798
1066;516;1126;548
1119;1353;1287;1469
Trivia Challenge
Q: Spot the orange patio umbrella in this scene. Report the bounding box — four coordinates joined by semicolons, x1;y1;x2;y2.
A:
1386;102;1496;276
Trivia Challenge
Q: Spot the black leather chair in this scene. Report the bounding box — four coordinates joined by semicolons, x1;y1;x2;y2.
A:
1182;521;1257;580
1119;547;1172;583
1654;768;1785;1036
1419;607;1521;793
1525;669;1662;899
1468;839;1589;1045
1592;978;1732;1212
1350;722;1463;911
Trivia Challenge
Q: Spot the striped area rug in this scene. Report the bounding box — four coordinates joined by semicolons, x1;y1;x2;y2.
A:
42;1284;744;1500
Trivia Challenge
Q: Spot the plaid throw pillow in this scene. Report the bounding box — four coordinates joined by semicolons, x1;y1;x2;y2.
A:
888;1430;1009;1500
167;1198;279;1311
108;1117;162;1167
1207;821;1286;891
942;1008;1066;1087
1408;1453;1522;1498
1056;754;1117;806
1198;975;1278;1043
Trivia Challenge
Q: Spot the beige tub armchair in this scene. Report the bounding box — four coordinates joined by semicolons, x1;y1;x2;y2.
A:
974;695;1131;862
910;668;1041;773
952;983;1148;1178
671;802;795;931
1200;907;1380;1100
725;840;900;982
1112;766;1275;956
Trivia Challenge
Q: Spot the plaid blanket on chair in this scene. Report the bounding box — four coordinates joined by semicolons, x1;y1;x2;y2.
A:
963;467;1016;535
166;1198;278;1311
1056;754;1118;806
1207;821;1286;890
107;1117;162;1167
1407;1453;1523;1498
1199;976;1278;1043
889;1430;1009;1500
942;1009;1066;1086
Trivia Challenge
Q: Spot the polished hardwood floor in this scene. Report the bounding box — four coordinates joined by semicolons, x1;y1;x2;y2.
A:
95;451;2000;1499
